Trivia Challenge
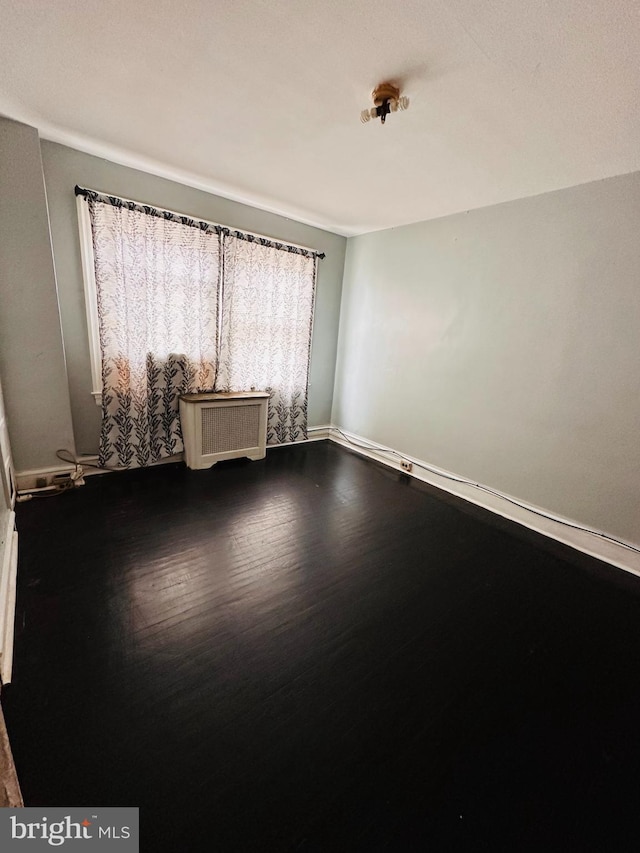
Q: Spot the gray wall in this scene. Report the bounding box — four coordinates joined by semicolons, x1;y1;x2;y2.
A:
41;142;347;454
0;118;75;471
3;122;639;551
333;172;640;547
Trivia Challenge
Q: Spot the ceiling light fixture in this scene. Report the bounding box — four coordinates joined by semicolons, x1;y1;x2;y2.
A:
360;82;410;125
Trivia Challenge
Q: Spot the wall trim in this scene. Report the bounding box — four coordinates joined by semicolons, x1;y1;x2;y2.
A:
306;425;332;441
242;425;333;450
16;463;75;491
327;427;640;579
15;454;185;490
14;431;331;489
33;120;353;236
0;511;18;685
18;428;637;578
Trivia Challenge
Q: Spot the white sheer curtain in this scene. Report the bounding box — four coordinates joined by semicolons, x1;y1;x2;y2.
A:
83;191;318;467
87;197;220;468
215;235;317;444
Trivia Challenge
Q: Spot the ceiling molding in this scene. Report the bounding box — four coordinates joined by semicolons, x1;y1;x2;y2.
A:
37;121;355;238
0;100;354;237
2;0;640;235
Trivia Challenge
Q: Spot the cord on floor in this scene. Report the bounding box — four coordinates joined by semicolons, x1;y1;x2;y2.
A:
333;429;640;557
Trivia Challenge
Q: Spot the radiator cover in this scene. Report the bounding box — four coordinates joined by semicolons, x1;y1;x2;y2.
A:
179;392;269;469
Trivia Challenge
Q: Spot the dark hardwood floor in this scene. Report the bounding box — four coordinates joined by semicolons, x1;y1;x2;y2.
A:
3;441;640;851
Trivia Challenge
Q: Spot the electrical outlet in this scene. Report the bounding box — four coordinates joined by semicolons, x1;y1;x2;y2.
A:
400;459;413;473
52;473;73;485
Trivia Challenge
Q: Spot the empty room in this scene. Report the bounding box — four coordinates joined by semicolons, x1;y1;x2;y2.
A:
0;1;639;850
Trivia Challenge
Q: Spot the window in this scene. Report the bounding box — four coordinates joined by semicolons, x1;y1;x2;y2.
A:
76;188;319;467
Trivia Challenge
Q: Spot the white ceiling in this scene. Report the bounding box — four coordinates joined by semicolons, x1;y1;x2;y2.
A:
1;0;640;235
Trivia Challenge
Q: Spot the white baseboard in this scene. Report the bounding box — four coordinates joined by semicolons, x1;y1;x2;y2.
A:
0;512;18;686
16;464;76;491
16;429;638;578
79;452;185;477
261;425;333;449
16;428;331;488
327;427;640;579
16;453;187;490
307;425;332;441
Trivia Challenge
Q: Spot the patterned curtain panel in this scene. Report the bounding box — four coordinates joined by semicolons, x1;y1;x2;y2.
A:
87;198;220;468
216;236;317;444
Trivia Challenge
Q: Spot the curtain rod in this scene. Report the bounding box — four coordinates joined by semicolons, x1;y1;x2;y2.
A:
74;186;326;260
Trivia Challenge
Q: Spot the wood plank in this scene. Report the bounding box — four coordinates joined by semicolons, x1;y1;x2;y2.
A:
3;442;640;851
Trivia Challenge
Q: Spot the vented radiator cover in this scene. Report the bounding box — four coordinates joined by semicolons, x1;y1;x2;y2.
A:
179;392;269;470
